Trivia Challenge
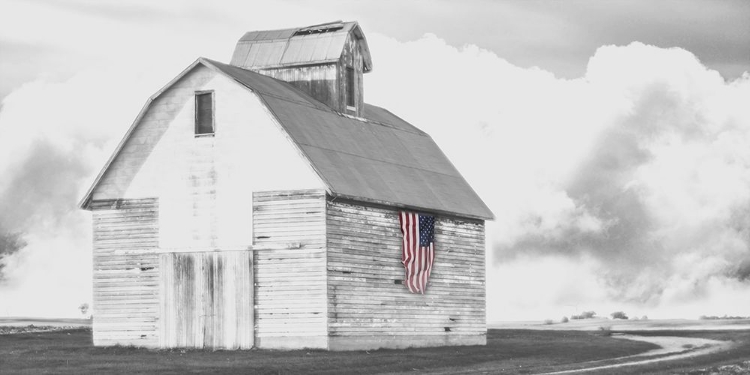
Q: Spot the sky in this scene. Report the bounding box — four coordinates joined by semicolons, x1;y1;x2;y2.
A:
1;0;750;321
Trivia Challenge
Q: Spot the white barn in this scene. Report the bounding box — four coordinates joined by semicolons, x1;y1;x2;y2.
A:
80;21;493;351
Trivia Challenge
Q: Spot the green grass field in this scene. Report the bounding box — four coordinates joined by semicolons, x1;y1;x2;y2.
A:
1;328;749;374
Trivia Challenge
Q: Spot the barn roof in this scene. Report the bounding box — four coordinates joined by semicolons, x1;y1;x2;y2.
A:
80;58;493;220
230;21;373;72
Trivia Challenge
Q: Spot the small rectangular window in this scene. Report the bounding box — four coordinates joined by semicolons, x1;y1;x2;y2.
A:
195;91;214;135
346;67;355;108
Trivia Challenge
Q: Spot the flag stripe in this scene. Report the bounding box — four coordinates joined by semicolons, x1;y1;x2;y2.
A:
412;213;419;294
398;211;435;294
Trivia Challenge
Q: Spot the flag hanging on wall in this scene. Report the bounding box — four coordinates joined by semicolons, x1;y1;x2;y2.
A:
398;211;435;294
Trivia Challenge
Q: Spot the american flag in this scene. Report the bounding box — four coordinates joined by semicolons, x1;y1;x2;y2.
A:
398;211;435;294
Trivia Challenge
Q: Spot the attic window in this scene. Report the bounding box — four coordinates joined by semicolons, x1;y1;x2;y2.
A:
346;67;355;108
195;91;214;136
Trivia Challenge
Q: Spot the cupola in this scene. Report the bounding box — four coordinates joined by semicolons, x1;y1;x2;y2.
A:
230;21;372;117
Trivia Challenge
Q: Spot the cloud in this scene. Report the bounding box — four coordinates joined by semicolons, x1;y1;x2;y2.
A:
0;229;24;280
0;0;339;317
0;66;164;317
1;13;749;320
366;36;750;319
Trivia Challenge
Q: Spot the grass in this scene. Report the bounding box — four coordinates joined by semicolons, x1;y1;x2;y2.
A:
0;328;749;374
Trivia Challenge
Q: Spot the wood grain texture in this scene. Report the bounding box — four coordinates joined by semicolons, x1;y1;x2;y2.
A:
252;190;328;349
326;199;486;349
159;251;253;349
90;191;485;351
338;32;364;117
91;198;159;347
257;65;339;111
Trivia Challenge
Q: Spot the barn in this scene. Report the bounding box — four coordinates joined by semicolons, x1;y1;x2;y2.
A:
79;21;493;351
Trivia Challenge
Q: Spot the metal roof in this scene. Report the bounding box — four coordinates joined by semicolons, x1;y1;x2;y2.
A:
80;58;492;220
230;21;373;72
206;59;492;220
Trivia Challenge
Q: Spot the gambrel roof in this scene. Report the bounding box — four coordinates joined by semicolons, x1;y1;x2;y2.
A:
230;21;373;72
80;58;493;220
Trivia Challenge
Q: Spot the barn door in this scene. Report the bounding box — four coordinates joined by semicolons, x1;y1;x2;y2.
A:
159;251;253;349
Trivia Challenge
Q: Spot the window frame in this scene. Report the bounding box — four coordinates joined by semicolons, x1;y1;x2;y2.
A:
194;90;215;137
345;66;355;110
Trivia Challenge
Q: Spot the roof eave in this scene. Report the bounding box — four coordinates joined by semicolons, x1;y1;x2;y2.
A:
350;23;373;73
78;58;206;210
330;192;493;221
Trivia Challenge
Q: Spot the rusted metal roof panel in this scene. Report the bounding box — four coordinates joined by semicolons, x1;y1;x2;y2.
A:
230;21;372;72
252;42;287;67
323;33;347;62
309;34;336;62
204;59;491;219
277;33;345;65
240;28;296;42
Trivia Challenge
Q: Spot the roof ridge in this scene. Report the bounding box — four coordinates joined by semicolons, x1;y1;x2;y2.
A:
203;58;428;136
202;57;333;110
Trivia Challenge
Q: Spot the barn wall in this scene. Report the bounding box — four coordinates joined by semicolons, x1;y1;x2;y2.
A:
252;189;328;349
91;64;325;251
326;199;486;350
91;198;159;347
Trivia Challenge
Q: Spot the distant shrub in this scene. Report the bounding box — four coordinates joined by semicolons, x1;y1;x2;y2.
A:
610;311;628;320
598;326;612;336
699;315;749;320
543;319;554;325
79;303;89;316
571;311;597;320
561;316;569;323
641;315;648;321
632;316;640;321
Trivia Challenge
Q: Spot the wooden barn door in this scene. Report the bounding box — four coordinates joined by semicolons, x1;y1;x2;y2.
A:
159;251;254;349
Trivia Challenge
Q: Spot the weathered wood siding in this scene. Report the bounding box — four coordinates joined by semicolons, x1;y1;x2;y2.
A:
252;190;328;349
338;32;365;117
326;199;486;350
257;65;339;112
91;198;159;347
91;64;325;250
254;32;365;117
159;251;253;349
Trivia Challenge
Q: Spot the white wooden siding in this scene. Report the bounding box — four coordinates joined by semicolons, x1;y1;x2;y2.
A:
252;190;327;349
91;198;159;347
326;199;486;350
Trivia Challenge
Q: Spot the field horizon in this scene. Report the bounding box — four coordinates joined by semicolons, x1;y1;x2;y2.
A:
4;316;750;331
489;317;750;332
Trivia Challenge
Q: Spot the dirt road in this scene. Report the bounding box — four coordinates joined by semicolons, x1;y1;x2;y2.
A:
540;334;733;374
